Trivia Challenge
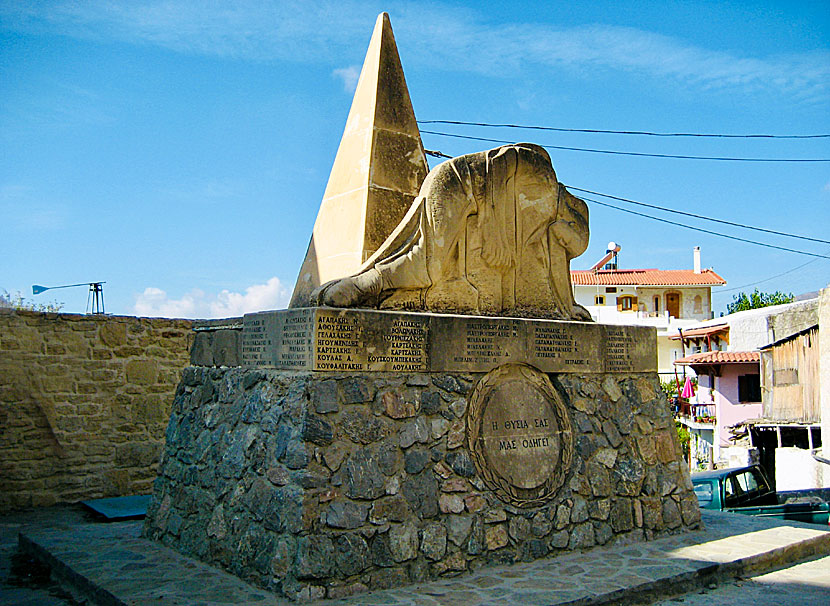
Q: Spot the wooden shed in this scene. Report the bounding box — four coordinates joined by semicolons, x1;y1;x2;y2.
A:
760;325;820;423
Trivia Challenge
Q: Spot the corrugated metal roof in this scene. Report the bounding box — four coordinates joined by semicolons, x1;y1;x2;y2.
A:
571;268;726;286
759;324;819;350
673;351;760;365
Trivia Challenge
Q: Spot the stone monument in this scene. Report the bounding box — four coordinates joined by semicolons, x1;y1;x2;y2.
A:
312;143;593;321
144;13;701;602
289;13;428;309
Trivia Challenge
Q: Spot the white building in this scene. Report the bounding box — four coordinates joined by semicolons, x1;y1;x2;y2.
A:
571;245;726;381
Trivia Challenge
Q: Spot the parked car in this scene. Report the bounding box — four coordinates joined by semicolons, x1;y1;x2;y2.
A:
691;465;830;526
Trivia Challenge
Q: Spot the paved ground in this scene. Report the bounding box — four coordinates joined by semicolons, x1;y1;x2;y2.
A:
0;505;89;605
2;505;829;606
653;554;830;606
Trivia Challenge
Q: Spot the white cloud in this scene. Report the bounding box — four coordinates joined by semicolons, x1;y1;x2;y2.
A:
333;65;360;93
2;1;827;101
133;277;289;318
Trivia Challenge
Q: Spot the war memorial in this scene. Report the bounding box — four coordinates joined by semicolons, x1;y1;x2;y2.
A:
143;14;701;601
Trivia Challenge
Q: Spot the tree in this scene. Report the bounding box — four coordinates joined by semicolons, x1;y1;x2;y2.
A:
0;290;64;313
726;289;793;314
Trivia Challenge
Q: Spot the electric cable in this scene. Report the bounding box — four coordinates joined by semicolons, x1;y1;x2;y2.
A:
426;148;829;246
564;186;830;245
580;195;830;259
715;257;826;294
420;130;830;162
418;120;830;139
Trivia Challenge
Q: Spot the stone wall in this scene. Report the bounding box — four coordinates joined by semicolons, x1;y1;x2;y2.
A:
144;367;701;601
0;309;194;512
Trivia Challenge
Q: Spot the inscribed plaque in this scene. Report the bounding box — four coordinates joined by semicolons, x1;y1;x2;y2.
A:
240;308;655;374
467;364;573;507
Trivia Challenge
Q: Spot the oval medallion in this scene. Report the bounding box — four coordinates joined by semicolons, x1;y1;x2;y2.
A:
467;364;573;507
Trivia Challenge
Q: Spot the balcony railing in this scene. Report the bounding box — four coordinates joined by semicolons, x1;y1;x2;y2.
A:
587;307;708;329
674;402;716;425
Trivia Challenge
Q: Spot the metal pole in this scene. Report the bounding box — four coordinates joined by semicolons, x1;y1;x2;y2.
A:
89;282;105;314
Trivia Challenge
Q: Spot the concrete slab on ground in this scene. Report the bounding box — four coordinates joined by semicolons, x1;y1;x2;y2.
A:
1;505;91;606
8;506;830;606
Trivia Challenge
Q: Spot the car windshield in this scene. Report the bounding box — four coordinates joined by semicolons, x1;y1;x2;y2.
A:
735;471;759;493
693;483;713;506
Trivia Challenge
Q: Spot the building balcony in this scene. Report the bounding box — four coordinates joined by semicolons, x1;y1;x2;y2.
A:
674;402;716;430
677;416;717;431
585;307;707;331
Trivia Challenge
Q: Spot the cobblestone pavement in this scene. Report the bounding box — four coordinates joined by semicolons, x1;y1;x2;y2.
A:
3;506;829;606
652;554;830;606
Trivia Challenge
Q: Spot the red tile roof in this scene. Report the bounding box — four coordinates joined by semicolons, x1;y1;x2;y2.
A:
571;269;726;286
674;351;760;365
669;324;729;340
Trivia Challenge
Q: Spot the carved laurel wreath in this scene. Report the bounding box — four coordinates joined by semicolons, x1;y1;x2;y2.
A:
467;363;573;508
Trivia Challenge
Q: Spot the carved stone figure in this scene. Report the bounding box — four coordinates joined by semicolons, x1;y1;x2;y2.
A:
314;143;592;321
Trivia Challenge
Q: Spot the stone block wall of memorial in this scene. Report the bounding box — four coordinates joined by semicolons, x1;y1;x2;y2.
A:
144;309;701;601
0;308;197;512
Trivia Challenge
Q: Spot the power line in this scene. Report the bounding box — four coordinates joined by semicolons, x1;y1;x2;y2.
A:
565;186;830;245
580;195;830;259
714;257;824;294
419;120;830;139
425;142;829;288
419;130;830;162
427;148;829;246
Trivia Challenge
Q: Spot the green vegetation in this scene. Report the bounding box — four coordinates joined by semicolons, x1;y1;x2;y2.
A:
660;379;678;401
726;289;793;314
675;421;690;462
1;290;64;313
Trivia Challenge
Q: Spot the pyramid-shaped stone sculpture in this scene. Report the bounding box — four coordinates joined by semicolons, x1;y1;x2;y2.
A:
289;13;428;307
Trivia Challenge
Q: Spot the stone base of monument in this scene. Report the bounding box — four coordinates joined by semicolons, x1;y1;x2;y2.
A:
143;309;701;601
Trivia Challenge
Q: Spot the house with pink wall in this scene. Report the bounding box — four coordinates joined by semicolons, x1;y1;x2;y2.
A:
674;351;762;468
715;362;763;436
672;296;823;475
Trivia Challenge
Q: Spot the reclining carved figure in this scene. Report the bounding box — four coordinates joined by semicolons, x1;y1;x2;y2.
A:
313;143;592;321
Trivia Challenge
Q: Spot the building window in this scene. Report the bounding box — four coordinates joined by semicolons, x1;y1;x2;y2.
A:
595;295;605;305
738;374;761;403
617;295;637;312
653;296;660;312
605;287;617;293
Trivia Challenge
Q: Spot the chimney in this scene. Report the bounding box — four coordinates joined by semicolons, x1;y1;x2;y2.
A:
693;246;701;274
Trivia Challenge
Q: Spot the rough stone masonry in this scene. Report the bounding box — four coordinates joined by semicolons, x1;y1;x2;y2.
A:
0;309;193;512
144;362;700;601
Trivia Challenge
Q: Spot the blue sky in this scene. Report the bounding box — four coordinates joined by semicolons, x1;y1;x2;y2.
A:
1;1;828;317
